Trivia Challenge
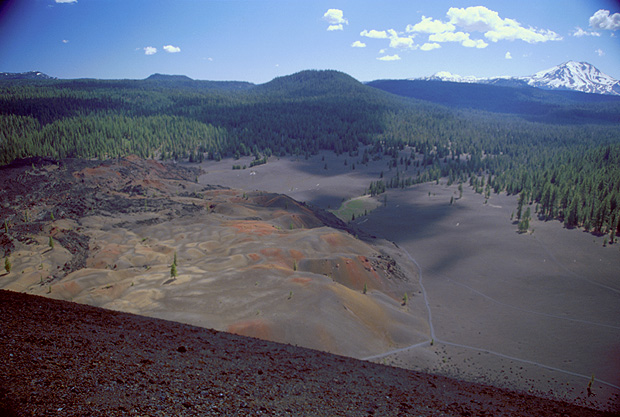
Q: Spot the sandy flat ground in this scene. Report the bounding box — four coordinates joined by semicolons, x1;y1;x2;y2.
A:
194;151;620;411
360;183;620;410
198;152;392;209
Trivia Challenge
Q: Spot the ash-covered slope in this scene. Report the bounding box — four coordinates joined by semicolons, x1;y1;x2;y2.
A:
0;289;612;417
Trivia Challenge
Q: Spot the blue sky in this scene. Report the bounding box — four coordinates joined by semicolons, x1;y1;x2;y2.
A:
0;0;619;83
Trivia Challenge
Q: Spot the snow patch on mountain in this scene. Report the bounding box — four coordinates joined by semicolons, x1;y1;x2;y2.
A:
415;71;484;83
0;71;55;80
414;61;620;96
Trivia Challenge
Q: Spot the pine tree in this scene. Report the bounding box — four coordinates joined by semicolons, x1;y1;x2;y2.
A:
4;257;11;274
170;252;178;278
516;193;526;220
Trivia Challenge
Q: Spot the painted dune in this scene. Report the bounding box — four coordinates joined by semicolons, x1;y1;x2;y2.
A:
0;157;427;360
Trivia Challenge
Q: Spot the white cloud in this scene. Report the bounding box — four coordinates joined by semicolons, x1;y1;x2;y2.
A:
62;39;69;43
447;6;501;32
327;24;344;31
406;16;455;34
572;27;601;37
429;31;488;48
447;6;562;43
589;9;620;30
323;9;348;31
360;29;388;39
351;40;366;48
429;31;467;43
420;42;441;51
505;51;512;59
595;48;605;56
55;0;77;3
461;37;488;48
377;54;401;61
144;46;157;55
387;29;415;49
163;45;181;53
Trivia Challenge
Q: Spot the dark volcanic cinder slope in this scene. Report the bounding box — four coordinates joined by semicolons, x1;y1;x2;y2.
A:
0;290;614;417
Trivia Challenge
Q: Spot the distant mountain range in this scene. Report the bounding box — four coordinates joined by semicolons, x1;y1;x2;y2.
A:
0;71;56;80
414;61;620;96
3;61;617;96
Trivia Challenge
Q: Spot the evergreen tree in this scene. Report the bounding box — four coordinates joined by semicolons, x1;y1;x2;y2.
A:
516;193;526;221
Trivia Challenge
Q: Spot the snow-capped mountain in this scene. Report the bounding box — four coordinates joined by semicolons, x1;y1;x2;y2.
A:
414;61;620;96
522;61;620;95
0;71;55;80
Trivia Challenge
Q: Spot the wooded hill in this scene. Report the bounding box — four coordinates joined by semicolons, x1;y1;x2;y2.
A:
1;70;619;238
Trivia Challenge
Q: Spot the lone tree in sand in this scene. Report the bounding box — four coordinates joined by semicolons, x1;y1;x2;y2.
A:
48;236;54;249
516;192;527;221
4;257;11;274
170;252;178;278
518;207;531;233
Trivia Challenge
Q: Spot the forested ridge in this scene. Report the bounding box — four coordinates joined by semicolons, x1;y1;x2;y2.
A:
1;70;619;237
